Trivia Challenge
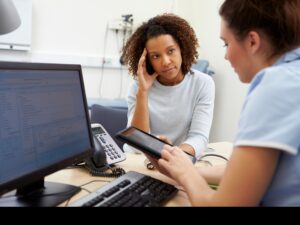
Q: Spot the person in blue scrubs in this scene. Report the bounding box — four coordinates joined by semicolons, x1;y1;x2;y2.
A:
149;0;300;206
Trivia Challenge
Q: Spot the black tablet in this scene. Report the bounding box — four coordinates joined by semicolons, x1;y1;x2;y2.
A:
116;126;196;163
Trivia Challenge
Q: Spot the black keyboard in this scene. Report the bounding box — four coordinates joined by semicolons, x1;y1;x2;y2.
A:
70;171;178;207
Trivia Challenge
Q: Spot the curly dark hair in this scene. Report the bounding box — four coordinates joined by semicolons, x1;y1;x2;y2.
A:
122;13;199;77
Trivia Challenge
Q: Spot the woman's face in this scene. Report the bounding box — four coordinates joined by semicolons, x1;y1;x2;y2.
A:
146;34;183;85
220;19;256;83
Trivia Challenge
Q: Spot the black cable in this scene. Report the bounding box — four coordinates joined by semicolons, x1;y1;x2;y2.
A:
67;163;126;178
199;154;229;162
80;187;92;194
79;179;111;188
64;187;91;207
85;164;126;178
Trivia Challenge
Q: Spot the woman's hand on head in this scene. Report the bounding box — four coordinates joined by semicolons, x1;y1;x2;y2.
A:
137;48;158;92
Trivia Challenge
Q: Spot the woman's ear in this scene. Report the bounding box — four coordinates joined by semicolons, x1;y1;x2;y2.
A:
247;31;261;54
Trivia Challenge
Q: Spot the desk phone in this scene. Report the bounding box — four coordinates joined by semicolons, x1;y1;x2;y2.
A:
91;123;126;165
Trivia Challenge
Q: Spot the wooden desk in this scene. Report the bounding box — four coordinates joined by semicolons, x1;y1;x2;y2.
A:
46;142;233;207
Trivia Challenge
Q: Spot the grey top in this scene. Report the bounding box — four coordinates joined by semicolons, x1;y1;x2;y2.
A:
125;69;215;158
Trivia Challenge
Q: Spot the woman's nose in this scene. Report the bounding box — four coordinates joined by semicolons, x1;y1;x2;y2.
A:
162;55;171;66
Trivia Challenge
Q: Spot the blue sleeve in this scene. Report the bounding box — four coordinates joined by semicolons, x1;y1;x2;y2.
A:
235;72;300;154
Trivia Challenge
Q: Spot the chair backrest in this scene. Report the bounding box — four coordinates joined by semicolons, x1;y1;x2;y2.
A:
192;60;214;76
90;104;128;149
87;98;128;110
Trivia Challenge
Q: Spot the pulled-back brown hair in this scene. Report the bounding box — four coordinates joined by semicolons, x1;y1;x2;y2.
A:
122;13;199;77
219;0;300;57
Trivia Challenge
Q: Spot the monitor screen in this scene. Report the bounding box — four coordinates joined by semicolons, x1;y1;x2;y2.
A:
0;62;93;206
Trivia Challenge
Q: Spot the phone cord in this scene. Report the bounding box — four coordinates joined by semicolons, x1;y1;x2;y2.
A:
85;164;126;178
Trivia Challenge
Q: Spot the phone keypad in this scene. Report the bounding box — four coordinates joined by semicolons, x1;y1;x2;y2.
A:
95;134;124;164
105;145;122;161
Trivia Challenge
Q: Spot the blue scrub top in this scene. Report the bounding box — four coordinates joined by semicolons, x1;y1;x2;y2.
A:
234;48;300;206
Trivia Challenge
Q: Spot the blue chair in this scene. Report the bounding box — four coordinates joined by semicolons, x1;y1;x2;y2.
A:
192;59;214;76
87;98;128;110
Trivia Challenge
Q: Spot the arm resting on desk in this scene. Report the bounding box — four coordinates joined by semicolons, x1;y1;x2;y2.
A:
195;142;232;185
196;164;226;186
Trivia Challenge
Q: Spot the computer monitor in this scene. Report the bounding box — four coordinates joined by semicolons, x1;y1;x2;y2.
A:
0;61;93;206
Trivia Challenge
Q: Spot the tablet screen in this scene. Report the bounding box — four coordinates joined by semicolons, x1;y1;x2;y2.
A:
128;129;169;151
116;126;196;163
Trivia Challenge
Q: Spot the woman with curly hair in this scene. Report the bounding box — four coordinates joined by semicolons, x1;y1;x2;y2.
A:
121;13;215;158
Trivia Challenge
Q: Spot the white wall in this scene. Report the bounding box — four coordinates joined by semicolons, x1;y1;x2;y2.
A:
176;0;249;142
0;0;248;142
0;0;176;98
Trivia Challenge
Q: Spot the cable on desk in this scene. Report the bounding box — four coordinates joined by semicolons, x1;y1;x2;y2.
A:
64;180;113;207
64;187;92;207
64;198;72;207
85;164;126;178
67;162;126;178
199;154;229;162
79;179;111;188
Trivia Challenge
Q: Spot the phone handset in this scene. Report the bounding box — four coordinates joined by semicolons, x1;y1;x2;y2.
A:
85;123;126;177
146;54;155;75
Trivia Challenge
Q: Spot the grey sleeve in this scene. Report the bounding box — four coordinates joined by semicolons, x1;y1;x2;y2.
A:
184;76;215;158
126;80;138;128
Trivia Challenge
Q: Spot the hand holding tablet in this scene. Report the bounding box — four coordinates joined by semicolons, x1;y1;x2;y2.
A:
116;126;196;164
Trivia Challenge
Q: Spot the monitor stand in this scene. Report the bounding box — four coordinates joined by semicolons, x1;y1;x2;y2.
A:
0;180;81;207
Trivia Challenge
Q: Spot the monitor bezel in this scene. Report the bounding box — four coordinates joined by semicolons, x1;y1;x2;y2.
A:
0;61;94;196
